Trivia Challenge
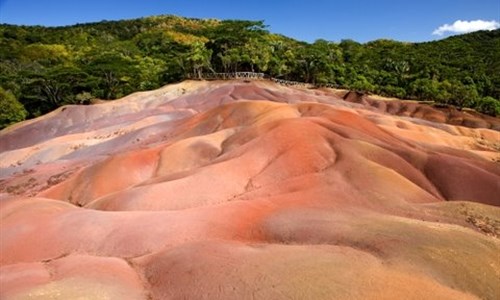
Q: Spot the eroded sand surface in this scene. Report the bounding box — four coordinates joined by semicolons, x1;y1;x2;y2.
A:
1;80;499;299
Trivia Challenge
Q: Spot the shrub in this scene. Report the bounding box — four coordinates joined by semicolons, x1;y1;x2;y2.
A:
0;87;28;129
474;97;500;116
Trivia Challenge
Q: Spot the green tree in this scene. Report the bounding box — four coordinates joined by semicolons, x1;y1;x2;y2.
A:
20;43;70;66
207;20;268;72
0;17;499;127
186;42;213;79
83;52;137;99
408;78;440;100
241;37;272;73
20;65;89;115
448;81;480;108
350;75;375;92
267;38;297;79
0;87;27;129
475;96;500;116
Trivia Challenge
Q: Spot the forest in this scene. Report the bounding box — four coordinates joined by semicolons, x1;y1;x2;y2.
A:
1;15;499;128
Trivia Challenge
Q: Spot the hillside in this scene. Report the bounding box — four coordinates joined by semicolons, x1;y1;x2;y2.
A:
1;79;499;299
1;15;500;129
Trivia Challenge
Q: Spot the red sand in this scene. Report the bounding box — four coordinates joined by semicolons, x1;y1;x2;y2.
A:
1;80;499;299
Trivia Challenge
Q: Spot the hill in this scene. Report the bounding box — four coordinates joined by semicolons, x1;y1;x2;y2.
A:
1;79;500;299
1;15;499;129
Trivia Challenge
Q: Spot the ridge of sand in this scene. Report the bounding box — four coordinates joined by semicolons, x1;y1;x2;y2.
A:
1;80;499;299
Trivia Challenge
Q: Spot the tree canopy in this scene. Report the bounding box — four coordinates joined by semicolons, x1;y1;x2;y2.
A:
1;15;499;129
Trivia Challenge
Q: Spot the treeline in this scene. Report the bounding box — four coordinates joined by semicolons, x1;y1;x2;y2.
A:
1;15;499;128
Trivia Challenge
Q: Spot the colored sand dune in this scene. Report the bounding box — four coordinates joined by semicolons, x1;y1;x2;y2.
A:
1;80;499;299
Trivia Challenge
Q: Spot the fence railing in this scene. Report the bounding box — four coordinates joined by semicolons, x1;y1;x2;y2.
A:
187;72;340;89
187;72;266;80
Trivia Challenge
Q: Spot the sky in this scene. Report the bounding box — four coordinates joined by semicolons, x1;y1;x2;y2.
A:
0;0;499;43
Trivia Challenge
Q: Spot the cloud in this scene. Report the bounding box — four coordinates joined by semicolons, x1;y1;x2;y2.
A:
432;19;500;36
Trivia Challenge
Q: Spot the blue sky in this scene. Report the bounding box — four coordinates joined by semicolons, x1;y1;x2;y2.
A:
0;0;498;43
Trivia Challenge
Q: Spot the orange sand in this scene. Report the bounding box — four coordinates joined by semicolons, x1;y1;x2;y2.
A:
1;80;499;299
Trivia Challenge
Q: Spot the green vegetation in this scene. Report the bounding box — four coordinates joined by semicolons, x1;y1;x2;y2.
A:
0;87;28;129
1;15;499;128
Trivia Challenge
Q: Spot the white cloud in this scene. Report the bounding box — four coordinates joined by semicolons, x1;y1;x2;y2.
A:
432;19;500;36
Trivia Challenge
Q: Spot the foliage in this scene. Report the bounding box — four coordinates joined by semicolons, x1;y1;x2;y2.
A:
0;87;28;129
0;15;499;127
475;97;500;116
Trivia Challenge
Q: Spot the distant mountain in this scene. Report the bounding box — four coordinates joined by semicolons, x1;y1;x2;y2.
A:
0;15;499;128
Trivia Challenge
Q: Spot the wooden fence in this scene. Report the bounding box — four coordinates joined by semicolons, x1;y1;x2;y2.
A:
187;72;340;89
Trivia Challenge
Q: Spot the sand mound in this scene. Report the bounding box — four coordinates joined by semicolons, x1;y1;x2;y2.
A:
1;80;499;299
342;90;500;130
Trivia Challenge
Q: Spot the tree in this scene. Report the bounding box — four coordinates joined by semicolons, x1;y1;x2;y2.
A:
207;20;268;73
186;42;213;79
135;56;167;90
20;43;70;66
267;39;297;79
241;37;272;73
448;81;479;108
350;75;375;92
20;65;90;115
0;87;27;129
294;42;336;84
83;52;137;99
475;96;500;116
408;78;440;100
0;18;499;128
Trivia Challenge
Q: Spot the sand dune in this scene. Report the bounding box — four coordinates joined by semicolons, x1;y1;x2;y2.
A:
1;80;499;299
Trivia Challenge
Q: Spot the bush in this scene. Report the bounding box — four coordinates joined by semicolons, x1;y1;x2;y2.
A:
0;87;28;129
350;75;375;93
474;97;500;116
380;85;407;99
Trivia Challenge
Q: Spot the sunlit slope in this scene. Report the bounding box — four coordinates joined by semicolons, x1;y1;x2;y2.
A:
1;80;499;300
